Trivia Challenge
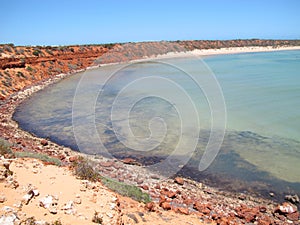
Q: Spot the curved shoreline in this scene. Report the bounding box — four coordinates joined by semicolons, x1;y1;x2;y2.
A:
1;45;300;224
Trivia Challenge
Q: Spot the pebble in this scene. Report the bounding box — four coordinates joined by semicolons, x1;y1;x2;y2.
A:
161;202;171;210
176;207;189;215
68;156;78;162
0;194;6;203
48;202;58;214
39;195;54;209
285;194;300;204
141;185;149;190
40;140;48;146
110;203;116;210
145;202;155;212
62;201;76;215
74;196;82;204
174;177;184;185
22;191;34;205
275;202;297;214
106;212;113;218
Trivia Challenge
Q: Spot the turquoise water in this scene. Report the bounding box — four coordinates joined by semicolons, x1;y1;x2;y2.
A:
13;50;300;197
206;51;300;141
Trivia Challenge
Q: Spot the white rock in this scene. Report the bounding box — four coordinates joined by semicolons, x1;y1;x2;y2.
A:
22;191;34;205
1;206;15;213
77;213;88;220
0;214;17;225
48;203;58;214
39;195;53;209
32;189;39;196
62;201;73;210
109;203;116;210
111;196;118;202
13;201;23;209
278;202;297;214
106;212;113;218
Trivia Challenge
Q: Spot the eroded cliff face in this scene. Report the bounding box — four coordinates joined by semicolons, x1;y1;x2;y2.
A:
1;39;299;100
0;45;111;99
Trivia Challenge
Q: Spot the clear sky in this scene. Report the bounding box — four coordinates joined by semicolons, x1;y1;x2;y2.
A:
1;0;299;46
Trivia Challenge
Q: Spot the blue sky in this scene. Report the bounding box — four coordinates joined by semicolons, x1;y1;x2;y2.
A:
1;0;299;45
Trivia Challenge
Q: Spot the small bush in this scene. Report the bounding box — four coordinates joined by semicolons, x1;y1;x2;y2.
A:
72;157;100;181
0;138;14;157
17;71;27;78
101;177;151;203
33;50;39;56
73;157;151;203
15;151;62;166
26;66;33;72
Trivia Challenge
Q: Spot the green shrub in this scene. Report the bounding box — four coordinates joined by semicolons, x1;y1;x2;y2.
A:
101;177;151;203
72;157;100;181
26;66;33;72
0;138;13;157
33;50;39;56
15;151;62;166
17;71;27;78
73;157;151;203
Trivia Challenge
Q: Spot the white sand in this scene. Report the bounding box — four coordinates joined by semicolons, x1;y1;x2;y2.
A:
143;45;300;61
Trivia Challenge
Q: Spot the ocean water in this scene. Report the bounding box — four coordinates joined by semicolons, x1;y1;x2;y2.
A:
13;50;300;198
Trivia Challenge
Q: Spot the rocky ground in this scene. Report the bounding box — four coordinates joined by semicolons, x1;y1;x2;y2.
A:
0;157;121;224
0;41;300;224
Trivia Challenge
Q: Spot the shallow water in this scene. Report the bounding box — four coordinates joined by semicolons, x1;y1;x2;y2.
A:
14;50;300;198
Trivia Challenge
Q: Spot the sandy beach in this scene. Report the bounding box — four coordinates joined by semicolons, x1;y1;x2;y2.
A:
144;45;300;61
1;43;300;224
